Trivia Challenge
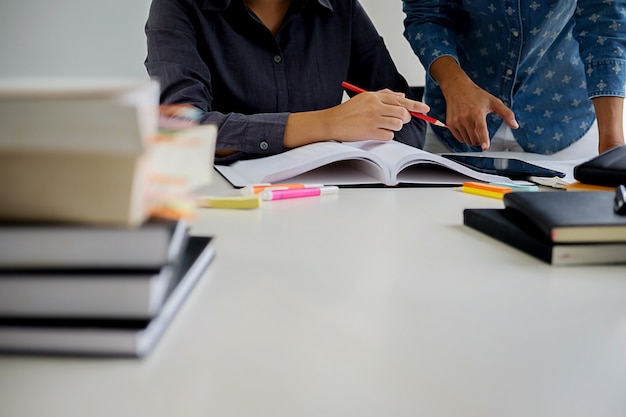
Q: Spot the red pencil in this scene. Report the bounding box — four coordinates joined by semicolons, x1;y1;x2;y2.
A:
341;81;448;128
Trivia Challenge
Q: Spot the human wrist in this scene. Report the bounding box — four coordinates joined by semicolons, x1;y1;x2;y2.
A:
284;111;329;148
430;56;472;94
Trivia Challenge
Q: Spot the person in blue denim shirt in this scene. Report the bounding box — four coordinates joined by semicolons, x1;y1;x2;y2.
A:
402;0;625;158
145;0;429;164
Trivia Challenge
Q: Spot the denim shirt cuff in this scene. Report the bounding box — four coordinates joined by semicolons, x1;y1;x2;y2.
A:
586;59;626;98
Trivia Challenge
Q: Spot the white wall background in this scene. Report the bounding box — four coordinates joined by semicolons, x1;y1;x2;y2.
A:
0;0;424;85
0;0;152;78
359;0;425;86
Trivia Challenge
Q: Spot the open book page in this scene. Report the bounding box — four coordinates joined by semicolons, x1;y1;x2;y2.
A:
216;141;392;186
215;140;513;187
351;141;512;185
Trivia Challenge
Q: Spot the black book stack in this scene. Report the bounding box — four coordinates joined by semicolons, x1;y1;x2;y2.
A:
464;191;626;266
0;218;215;357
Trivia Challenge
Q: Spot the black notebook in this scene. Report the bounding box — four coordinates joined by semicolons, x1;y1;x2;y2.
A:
503;191;626;243
0;218;188;269
0;263;180;320
464;208;626;265
574;146;626;187
0;236;215;358
0;221;190;319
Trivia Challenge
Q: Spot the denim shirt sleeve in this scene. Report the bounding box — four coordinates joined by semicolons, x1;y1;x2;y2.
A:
402;0;459;75
145;0;286;162
574;0;626;98
403;0;626;99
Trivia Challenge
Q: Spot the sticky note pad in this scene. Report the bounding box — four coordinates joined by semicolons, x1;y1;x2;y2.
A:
196;195;261;209
461;182;513;199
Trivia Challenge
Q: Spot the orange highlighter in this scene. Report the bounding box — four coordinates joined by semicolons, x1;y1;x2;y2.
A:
460;182;513;199
240;183;324;195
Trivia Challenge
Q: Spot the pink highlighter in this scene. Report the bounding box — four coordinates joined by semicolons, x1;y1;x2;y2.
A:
260;186;339;201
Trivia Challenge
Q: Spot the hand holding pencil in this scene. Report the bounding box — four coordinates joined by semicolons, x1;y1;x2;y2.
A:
341;82;447;128
284;81;435;147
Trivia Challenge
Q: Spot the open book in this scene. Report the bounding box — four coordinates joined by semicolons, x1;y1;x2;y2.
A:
216;140;512;187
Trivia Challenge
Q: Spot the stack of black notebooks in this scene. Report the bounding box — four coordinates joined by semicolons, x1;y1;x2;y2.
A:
0;218;215;357
464;191;626;266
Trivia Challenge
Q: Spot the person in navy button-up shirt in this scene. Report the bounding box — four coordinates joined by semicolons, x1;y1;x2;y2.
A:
145;0;428;164
403;0;625;156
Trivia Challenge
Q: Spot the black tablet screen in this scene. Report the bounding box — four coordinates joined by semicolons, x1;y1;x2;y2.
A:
442;155;566;180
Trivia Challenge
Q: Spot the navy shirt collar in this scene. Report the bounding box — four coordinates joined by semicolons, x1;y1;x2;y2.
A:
198;0;334;13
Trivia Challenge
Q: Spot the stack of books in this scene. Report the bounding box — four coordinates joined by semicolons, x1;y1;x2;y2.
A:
0;78;217;225
464;191;626;266
0;78;217;357
0;219;215;357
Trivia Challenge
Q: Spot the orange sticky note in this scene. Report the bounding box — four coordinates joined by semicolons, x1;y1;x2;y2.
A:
463;182;513;194
460;182;513;199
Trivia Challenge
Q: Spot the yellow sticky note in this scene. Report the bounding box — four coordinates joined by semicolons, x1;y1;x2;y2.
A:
196;195;261;209
459;186;506;200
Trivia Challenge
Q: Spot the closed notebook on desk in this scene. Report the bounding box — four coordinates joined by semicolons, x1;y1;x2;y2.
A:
463;208;626;265
0;236;215;358
503;191;626;243
0;217;188;269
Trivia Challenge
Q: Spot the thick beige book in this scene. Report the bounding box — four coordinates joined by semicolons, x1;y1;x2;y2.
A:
0;78;216;226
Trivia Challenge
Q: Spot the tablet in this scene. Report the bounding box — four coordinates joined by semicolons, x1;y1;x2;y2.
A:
442;154;566;180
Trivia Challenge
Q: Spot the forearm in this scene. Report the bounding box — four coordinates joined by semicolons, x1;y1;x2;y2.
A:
285;91;430;148
285;114;426;151
429;56;473;94
593;96;625;153
283;111;331;149
284;104;402;147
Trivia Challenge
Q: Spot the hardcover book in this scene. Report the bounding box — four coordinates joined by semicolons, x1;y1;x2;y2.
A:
503;191;626;243
463;208;626;266
0;235;215;358
0;78;216;226
0;223;190;319
0;264;182;319
0;218;188;269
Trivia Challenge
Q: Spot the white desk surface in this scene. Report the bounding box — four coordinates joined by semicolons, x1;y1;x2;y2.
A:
2;175;626;417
